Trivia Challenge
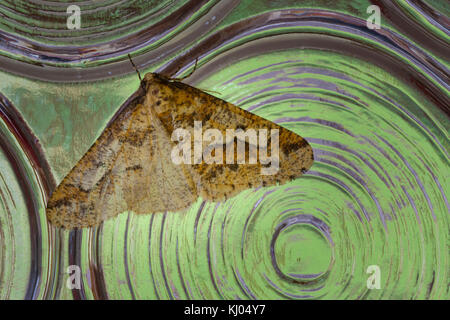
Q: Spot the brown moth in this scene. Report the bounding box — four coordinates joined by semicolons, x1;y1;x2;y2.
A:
46;72;314;229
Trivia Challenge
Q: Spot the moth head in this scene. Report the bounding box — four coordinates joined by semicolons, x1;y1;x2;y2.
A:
143;72;170;84
141;73;171;114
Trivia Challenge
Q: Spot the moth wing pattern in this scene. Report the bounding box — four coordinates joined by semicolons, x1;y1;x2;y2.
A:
144;73;314;202
46;96;197;229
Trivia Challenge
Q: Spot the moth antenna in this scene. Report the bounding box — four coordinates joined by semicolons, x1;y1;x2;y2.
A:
171;57;199;82
127;54;145;91
197;88;222;95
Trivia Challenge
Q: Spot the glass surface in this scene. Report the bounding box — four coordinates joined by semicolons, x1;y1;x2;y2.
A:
0;0;448;299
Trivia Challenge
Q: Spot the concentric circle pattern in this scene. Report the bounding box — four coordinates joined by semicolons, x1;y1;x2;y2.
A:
0;0;448;300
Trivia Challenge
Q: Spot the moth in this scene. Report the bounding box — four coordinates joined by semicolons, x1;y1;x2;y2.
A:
46;68;314;229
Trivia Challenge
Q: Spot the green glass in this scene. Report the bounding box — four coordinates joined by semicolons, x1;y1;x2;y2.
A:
0;0;448;300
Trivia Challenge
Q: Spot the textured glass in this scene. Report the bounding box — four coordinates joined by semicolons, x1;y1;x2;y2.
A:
0;0;448;299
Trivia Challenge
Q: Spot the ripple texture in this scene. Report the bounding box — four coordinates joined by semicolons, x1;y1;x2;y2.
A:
0;0;448;300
